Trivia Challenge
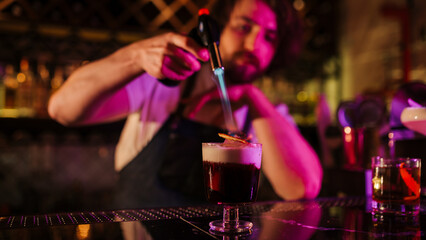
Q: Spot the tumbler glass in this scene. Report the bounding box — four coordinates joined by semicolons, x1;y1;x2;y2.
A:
371;156;421;215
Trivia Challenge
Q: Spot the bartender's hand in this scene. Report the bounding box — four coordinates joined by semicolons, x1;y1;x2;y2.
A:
49;32;209;126
187;84;259;118
131;32;209;81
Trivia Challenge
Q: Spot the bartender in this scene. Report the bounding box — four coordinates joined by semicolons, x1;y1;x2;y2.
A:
48;0;323;208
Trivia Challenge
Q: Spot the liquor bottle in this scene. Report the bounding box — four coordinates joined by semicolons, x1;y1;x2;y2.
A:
3;64;18;109
50;66;64;93
33;61;50;118
16;57;35;117
0;64;5;110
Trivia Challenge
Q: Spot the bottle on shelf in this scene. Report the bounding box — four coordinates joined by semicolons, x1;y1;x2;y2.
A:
2;64;19;117
33;61;51;118
16;57;35;117
50;66;64;93
0;64;5;110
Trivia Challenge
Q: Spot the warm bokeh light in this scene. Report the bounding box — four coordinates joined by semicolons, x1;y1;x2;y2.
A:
344;127;353;142
388;132;394;148
76;224;90;240
344;126;352;134
293;0;305;11
16;73;26;83
296;91;308;102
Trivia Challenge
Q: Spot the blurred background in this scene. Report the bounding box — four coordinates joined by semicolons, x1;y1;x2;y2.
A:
0;0;425;215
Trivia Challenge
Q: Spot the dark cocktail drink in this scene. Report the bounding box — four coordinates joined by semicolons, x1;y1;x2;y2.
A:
203;161;260;204
202;141;262;234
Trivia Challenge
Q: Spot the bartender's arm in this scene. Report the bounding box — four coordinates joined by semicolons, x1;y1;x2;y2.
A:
48;32;209;126
191;84;323;200
245;86;322;200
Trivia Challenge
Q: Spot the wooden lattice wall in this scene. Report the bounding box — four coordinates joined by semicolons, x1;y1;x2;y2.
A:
0;0;216;65
0;0;339;85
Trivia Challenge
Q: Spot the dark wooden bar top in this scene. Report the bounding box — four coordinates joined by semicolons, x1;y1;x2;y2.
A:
0;196;424;239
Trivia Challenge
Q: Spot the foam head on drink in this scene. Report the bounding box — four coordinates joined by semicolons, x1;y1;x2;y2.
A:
202;139;262;204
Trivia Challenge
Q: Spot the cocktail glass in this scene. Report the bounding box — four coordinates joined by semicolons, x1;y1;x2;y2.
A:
202;142;262;234
371;156;421;215
400;106;426;136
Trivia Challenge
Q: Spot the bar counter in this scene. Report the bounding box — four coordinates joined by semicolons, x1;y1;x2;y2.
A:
0;196;424;239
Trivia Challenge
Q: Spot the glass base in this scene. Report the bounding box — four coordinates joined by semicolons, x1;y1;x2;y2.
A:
372;200;420;216
209;219;253;234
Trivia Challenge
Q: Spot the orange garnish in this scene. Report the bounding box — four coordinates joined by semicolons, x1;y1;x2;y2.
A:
399;162;420;200
218;133;248;144
403;196;419;201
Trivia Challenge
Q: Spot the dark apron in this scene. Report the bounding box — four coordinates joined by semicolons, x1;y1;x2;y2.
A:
116;113;225;209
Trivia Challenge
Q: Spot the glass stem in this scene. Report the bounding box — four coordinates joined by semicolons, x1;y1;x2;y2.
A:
223;205;239;230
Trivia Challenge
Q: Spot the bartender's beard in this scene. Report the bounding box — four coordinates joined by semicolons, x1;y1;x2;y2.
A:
222;52;266;85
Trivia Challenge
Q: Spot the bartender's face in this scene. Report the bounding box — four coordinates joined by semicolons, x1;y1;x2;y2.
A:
219;0;278;84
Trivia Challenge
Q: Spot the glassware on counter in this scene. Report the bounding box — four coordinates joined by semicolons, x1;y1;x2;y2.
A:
371;156;421;216
202;141;262;235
